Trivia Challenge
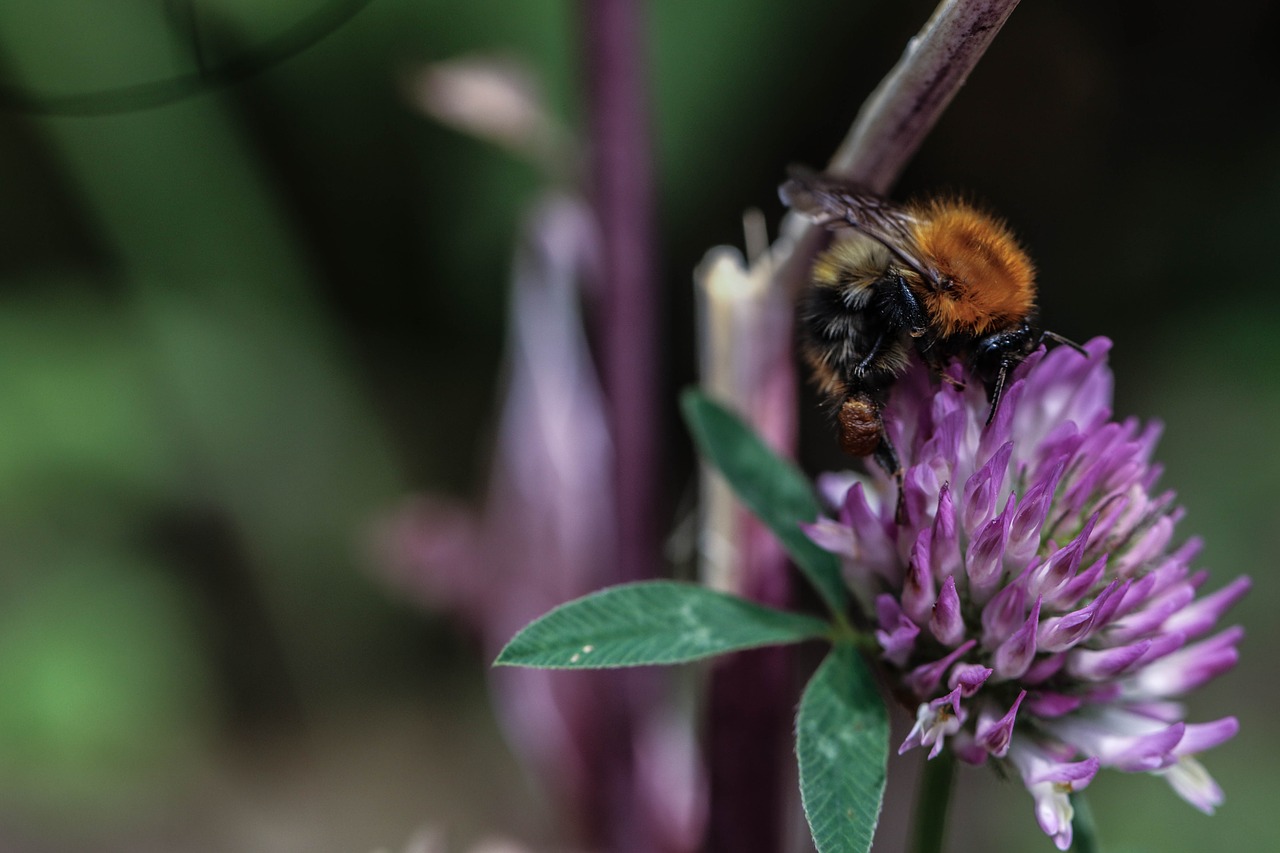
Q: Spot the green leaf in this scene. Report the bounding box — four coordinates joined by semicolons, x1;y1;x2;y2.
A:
681;389;848;615
797;643;888;853
495;581;830;669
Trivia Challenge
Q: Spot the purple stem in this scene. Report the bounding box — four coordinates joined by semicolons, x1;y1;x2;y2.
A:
583;0;661;588
704;544;795;853
580;4;666;853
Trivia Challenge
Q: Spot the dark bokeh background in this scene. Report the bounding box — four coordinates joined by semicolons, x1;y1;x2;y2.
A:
0;1;1274;851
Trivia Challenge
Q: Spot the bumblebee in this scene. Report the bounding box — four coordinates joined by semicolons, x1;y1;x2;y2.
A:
781;168;1082;497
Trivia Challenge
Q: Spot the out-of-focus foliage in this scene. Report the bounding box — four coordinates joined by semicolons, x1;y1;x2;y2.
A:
0;1;1275;851
0;553;211;819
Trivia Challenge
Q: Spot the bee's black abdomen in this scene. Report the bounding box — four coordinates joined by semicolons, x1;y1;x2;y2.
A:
801;285;861;344
800;281;907;397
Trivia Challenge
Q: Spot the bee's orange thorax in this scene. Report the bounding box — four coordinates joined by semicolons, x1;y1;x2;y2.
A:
911;201;1036;337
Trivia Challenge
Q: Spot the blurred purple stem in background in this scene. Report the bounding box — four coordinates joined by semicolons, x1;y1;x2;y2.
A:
582;0;662;589
580;4;683;849
386;194;701;852
395;18;699;847
582;0;801;847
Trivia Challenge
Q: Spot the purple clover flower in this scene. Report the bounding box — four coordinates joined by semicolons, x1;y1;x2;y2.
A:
804;339;1248;850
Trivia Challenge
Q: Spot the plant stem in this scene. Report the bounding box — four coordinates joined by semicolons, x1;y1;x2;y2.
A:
582;0;662;591
1070;792;1102;853
828;0;1024;192
910;753;956;853
695;159;799;853
580;4;664;853
776;0;1024;297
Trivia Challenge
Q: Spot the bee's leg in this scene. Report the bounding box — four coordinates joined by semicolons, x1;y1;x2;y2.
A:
838;393;905;522
857;272;924;378
854;332;888;377
872;272;927;336
915;340;965;389
837;393;884;457
986;359;1012;425
973;324;1038;425
1039;329;1090;357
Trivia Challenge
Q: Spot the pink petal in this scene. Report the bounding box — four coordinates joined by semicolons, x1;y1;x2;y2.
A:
930;575;966;647
1162;576;1251;639
993;595;1042;680
976;690;1027;757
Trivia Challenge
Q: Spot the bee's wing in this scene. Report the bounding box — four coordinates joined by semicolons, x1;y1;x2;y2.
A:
780;167;934;283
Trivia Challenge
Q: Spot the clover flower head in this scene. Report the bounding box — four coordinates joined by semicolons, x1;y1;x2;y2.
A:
805;339;1248;849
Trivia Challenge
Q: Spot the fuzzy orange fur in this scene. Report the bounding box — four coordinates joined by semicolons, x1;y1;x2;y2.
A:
910;201;1036;337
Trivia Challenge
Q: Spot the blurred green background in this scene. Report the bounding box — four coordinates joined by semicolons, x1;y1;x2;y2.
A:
0;1;1274;851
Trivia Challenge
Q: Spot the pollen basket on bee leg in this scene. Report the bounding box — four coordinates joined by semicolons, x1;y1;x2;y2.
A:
837;395;883;457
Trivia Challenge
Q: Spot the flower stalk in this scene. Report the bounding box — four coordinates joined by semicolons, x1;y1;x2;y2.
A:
581;5;678;850
910;751;956;853
582;0;661;588
1068;792;1101;853
777;0;1026;301
695;229;800;853
828;0;1024;190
